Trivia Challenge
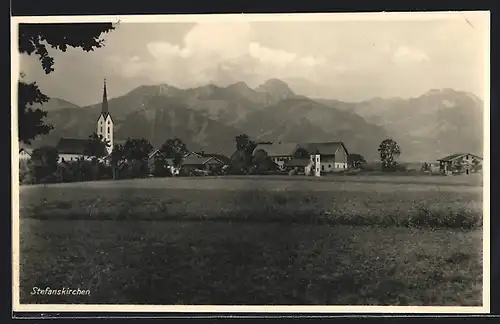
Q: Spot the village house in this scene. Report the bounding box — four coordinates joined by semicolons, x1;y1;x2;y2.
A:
300;142;349;172
147;148;181;176
252;142;299;170
19;147;33;161
192;151;232;166
180;155;225;174
253;141;349;175
437;153;483;175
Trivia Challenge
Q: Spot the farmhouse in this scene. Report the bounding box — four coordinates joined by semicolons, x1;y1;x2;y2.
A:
284;158;313;175
181;156;224;173
252;143;299;170
252;141;349;174
19;148;33;160
193;151;231;166
299;142;349;172
437;153;483;175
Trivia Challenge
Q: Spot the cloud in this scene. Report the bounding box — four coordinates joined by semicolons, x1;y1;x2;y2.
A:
109;22;327;87
392;46;430;64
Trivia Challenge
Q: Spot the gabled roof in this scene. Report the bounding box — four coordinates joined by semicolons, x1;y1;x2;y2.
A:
184;151;203;158
298;142;348;156
285;158;311;167
96;112;114;124
438;153;483;162
181;156;223;166
19;148;33;155
252;143;299;157
56;137;107;156
148;149;161;160
198;153;231;165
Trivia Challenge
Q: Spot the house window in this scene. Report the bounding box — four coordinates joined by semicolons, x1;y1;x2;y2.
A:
100;127;103;133
321;165;324;171
107;126;110;134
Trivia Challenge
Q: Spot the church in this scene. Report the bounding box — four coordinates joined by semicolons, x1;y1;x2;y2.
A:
56;79;114;163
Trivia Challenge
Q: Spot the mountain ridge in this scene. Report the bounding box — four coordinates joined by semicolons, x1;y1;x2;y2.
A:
28;79;483;162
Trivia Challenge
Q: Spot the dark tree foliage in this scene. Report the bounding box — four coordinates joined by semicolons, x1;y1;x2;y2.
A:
29;146;59;183
110;144;125;180
18;80;53;144
152;155;172;177
378;138;401;171
122;138;153;177
18;23;116;74
232;134;257;173
293;147;310;159
347;153;366;169
122;138;153;162
84;132;110;179
160;138;188;167
252;149;277;174
18;22;115;144
84;132;110;158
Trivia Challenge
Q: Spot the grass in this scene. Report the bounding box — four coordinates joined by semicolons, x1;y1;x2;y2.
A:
17;176;484;306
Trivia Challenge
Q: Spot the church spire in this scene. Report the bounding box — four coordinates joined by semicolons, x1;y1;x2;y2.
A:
102;78;108;114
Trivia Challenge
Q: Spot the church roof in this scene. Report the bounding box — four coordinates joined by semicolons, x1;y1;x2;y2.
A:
56;137;107;157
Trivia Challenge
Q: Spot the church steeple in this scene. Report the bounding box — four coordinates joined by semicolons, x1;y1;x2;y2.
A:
97;78;113;155
102;78;109;115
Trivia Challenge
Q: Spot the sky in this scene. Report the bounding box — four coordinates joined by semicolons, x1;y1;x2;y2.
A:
17;12;489;106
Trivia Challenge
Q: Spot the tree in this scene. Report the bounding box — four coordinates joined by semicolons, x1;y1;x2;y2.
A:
122;138;153;177
29;146;59;183
233;134;257;173
236;134;251;151
347;153;366;169
160;138;188;167
152;154;172;177
252;149;276;174
18;22;115;144
85;133;110;158
110;144;124;180
17;76;53;144
84;132;110;180
378;138;401;171
293;147;310;159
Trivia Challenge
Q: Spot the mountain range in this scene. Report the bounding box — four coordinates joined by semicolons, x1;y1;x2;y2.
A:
27;78;484;162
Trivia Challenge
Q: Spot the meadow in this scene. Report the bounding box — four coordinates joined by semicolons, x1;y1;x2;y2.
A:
18;175;484;306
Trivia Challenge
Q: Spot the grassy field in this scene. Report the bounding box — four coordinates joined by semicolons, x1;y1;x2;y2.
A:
18;175;484;306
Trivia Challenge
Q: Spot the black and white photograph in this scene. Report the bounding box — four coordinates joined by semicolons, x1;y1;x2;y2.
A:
12;12;489;313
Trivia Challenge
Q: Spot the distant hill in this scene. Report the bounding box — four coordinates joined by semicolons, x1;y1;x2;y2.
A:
28;79;483;162
30;98;81;112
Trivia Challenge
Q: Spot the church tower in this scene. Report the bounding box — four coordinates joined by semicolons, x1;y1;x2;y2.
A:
97;78;114;155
